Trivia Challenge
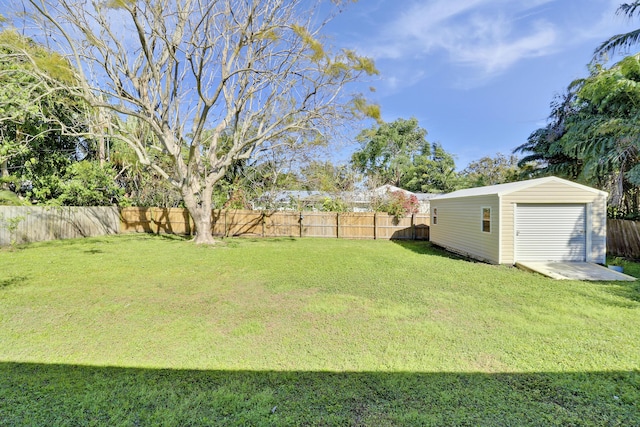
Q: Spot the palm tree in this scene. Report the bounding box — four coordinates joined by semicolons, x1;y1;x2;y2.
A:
513;88;584;180
595;2;640;60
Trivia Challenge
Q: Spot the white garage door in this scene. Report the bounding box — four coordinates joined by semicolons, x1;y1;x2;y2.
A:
515;204;586;262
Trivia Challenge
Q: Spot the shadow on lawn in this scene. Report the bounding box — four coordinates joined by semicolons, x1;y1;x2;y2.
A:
585;280;640;307
0;275;29;290
392;240;483;263
605;280;640;303
393;241;640;306
1;362;638;426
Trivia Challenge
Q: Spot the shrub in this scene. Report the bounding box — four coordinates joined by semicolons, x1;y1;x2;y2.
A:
378;190;419;220
56;161;123;206
322;197;349;212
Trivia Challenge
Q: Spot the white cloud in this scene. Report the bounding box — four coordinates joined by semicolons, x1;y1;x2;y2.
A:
450;17;557;73
367;0;560;80
370;0;491;59
383;68;426;92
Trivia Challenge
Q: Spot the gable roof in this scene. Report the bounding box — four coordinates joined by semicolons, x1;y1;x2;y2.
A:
431;176;608;200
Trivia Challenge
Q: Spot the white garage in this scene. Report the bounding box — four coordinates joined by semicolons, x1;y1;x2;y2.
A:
429;177;608;265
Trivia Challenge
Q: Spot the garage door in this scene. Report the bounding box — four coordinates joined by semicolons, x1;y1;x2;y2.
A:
515;204;586;262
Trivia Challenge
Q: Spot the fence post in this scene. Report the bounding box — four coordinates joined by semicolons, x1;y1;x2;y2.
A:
150;208;158;234
299;212;303;238
224;210;229;238
373;212;377;240
411;213;416;240
336;213;340;238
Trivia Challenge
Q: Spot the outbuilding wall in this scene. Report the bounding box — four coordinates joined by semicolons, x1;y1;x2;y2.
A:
430;195;501;264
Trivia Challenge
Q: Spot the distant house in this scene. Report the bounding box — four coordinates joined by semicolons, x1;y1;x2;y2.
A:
251;190;330;211
429;176;607;265
252;185;438;213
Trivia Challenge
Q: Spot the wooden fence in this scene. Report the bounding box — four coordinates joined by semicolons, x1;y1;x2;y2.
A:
119;208;430;240
607;219;640;259
7;206;640;257
0;206;120;246
6;207;640;256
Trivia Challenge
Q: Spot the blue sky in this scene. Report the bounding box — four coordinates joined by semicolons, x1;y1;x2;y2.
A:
325;0;639;170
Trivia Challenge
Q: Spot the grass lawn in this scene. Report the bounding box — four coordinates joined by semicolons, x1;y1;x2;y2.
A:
1;234;639;426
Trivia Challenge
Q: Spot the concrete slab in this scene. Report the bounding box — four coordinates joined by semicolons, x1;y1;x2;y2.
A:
515;262;636;281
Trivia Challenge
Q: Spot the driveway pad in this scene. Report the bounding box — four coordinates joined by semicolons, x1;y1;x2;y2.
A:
515;262;636;281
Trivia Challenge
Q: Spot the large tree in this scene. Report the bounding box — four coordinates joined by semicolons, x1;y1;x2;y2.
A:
516;55;640;214
299;161;357;193
0;29;78;179
351;117;461;193
0;29;123;206
461;153;521;187
12;0;377;243
517;2;640;217
563;56;640;211
351;117;429;187
400;143;460;193
0;29;99;202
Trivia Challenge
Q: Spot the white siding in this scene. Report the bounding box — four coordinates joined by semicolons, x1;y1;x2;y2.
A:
430;195;501;264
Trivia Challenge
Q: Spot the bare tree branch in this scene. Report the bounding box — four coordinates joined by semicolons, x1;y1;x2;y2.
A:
10;0;377;243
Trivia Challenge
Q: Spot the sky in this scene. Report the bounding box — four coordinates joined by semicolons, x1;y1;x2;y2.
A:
324;0;640;170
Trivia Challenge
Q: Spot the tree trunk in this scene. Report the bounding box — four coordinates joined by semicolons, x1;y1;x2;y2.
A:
182;186;217;244
97;134;106;166
192;210;216;244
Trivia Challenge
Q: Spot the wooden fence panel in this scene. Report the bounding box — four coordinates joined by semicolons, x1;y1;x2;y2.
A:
607;219;640;259
1;206;119;245
2;206;431;246
264;211;299;237
302;212;338;238
120;207;194;235
414;213;430;241
118;209;430;241
155;208;193;235
120;207;153;233
212;210;226;236
225;210;263;237
339;212;375;239
375;214;412;240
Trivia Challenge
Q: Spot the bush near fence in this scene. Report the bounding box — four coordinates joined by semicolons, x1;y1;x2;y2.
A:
119;208;430;240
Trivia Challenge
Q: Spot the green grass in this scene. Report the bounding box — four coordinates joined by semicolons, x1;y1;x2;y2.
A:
1;235;639;425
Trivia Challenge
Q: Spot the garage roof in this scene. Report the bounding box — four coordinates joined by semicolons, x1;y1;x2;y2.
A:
431;176;607;200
